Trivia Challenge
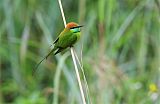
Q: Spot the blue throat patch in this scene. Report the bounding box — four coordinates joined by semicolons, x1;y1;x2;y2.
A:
70;28;80;33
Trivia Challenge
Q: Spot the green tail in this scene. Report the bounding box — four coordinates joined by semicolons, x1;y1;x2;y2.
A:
45;47;57;59
32;47;57;75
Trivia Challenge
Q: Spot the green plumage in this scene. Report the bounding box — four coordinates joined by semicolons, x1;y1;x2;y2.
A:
46;27;81;58
32;22;82;75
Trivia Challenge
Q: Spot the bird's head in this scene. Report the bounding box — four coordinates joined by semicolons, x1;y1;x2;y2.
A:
66;22;83;33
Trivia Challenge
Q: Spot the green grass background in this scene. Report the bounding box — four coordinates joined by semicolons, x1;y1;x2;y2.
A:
0;0;160;104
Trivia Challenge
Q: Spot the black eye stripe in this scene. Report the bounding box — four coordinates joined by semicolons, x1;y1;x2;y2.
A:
70;25;83;29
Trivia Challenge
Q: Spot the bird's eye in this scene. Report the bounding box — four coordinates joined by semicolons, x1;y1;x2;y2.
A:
70;28;80;33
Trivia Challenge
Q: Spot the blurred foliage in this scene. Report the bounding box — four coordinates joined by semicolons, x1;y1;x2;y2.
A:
0;0;160;104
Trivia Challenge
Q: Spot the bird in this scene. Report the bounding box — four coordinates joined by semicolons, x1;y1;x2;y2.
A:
32;22;83;75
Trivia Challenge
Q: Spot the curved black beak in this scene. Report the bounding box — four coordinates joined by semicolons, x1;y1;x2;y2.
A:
77;25;83;28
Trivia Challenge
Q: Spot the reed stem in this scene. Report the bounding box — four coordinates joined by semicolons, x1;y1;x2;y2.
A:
58;0;86;104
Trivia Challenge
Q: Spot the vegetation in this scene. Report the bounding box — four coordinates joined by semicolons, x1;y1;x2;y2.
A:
0;0;160;103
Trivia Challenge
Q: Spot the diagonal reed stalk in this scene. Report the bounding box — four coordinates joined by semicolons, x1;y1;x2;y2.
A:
73;48;92;104
58;0;86;104
70;48;86;104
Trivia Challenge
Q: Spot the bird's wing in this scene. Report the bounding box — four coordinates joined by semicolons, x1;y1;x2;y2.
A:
53;29;66;44
53;37;59;44
57;33;77;48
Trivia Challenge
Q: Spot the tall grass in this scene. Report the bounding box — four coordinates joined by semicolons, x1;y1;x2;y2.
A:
0;0;160;103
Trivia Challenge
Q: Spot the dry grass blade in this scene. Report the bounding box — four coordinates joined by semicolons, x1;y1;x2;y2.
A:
73;48;92;104
57;0;86;104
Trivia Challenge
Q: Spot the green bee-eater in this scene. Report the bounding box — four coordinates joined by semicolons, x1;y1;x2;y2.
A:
33;22;83;75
